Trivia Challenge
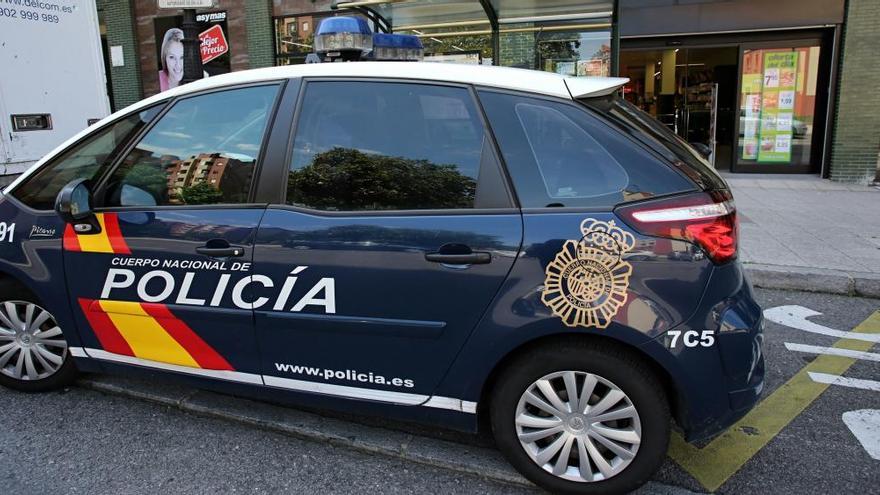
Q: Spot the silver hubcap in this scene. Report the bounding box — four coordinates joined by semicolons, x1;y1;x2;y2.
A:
0;300;67;381
515;371;642;482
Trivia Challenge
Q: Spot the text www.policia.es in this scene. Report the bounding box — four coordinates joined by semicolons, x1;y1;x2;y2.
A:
274;363;415;389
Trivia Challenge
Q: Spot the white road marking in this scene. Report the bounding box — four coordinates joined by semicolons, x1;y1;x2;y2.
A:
842;410;880;460
808;372;880;392
784;342;880;362
764;305;880;343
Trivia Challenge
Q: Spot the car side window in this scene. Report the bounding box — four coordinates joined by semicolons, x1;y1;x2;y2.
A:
478;90;694;208
286;81;487;211
102;84;280;207
11;106;162;211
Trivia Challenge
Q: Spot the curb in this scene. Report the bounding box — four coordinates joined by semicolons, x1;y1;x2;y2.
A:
78;375;700;495
78;375;533;488
744;263;880;299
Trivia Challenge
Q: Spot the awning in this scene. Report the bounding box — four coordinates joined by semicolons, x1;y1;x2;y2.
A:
332;0;616;38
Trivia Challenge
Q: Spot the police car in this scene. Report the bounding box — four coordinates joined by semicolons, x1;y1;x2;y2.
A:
0;37;763;495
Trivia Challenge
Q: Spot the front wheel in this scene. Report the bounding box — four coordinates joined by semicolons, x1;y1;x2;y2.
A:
490;342;670;495
0;281;77;392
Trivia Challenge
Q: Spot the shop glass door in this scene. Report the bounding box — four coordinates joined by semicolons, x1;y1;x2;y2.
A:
735;44;822;172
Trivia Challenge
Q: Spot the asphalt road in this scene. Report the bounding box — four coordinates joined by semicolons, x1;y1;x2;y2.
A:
1;288;878;494
0;385;532;495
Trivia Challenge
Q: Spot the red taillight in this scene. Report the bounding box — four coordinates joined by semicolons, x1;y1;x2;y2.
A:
616;190;738;264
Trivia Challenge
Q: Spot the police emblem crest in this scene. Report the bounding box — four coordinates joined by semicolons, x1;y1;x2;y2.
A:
541;218;636;329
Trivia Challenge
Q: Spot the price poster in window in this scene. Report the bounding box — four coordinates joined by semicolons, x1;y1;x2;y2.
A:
740;50;764;160
757;51;798;163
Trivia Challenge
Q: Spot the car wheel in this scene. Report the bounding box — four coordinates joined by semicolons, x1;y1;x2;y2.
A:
490;341;670;495
0;280;77;392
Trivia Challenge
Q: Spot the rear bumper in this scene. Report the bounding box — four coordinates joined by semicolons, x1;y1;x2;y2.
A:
642;261;765;441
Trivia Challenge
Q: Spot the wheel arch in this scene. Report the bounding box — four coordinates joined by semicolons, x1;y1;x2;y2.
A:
475;332;686;434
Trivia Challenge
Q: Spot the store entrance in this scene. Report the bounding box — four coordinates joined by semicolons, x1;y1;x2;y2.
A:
619;47;738;170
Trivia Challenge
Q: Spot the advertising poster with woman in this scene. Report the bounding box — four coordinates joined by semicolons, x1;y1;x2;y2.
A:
154;11;231;92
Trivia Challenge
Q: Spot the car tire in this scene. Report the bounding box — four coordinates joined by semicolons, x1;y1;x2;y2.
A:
490;340;670;495
0;279;77;392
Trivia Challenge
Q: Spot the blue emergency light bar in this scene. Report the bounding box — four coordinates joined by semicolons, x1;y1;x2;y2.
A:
370;33;424;61
313;16;423;62
314;16;373;57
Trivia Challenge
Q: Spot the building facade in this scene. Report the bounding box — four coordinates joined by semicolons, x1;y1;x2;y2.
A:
95;0;878;184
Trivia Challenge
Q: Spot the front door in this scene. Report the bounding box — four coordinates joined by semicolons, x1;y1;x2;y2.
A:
251;80;521;404
64;83;283;382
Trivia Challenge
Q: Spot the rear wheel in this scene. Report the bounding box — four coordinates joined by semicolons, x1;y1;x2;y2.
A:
490;342;670;495
0;281;77;392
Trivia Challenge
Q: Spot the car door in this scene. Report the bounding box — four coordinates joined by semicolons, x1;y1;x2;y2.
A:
64;83;283;383
250;80;522;404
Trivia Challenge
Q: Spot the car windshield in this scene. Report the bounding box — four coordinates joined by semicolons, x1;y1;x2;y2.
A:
581;95;727;191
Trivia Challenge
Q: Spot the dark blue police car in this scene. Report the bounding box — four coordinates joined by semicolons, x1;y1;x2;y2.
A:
0;60;763;494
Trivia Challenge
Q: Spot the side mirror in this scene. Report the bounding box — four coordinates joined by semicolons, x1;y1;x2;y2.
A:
689;142;712;159
55;179;99;232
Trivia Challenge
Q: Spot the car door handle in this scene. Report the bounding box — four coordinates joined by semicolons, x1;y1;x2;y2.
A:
424;252;491;265
196;242;244;258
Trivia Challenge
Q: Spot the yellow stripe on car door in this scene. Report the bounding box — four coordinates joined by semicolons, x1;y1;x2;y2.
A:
75;214;115;253
98;300;199;368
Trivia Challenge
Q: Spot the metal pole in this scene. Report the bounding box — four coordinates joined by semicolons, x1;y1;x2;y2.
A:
180;8;204;85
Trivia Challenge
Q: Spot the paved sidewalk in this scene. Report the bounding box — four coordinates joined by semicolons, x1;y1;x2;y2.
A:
726;173;880;297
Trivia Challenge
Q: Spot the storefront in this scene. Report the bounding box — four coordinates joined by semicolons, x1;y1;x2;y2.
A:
617;0;845;175
96;0;875;182
273;1;616;74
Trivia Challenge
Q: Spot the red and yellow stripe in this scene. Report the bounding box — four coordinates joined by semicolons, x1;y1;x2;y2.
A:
78;298;233;371
64;213;131;254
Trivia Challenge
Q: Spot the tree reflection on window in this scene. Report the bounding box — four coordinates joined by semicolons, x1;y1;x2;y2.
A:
288;148;476;211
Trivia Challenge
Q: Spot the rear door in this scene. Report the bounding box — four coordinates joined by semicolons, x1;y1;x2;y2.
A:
251;80;522;403
476;90;709;335
64;83;283;382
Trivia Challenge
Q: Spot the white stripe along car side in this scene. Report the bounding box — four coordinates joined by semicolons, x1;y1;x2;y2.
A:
69;347;478;413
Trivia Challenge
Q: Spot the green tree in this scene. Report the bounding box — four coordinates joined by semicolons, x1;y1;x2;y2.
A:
288;148;476;210
180;181;223;205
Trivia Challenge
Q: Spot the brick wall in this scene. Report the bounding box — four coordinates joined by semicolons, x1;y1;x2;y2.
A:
96;0;142;110
134;0;249;98
246;0;274;68
829;0;880;184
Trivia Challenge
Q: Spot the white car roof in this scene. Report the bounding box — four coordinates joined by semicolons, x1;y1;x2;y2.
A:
4;62;627;194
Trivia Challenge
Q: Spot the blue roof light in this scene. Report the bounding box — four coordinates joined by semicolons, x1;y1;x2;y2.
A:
372;33;423;50
370;33;424;61
314;16;373;59
315;16;372;36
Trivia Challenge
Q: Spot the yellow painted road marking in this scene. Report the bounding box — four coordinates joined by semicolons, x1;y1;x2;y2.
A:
668;310;880;492
98;300;199;368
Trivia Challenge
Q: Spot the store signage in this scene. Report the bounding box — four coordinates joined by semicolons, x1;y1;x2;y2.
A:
199;24;228;64
158;0;215;8
757;51;798;163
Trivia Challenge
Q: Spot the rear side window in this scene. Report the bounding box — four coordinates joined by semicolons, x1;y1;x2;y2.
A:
102;84;279;207
287;81;488;211
478;91;694;208
11;106;161;210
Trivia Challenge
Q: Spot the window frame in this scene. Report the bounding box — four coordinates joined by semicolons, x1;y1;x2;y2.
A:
91;80;288;212
474;86;699;214
6;102;168;214
270;77;517;217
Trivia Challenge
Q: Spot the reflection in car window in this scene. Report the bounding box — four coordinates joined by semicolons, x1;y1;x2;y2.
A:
287;82;484;211
515;103;628;199
478;90;694;208
12;106;162;210
104;85;279;207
